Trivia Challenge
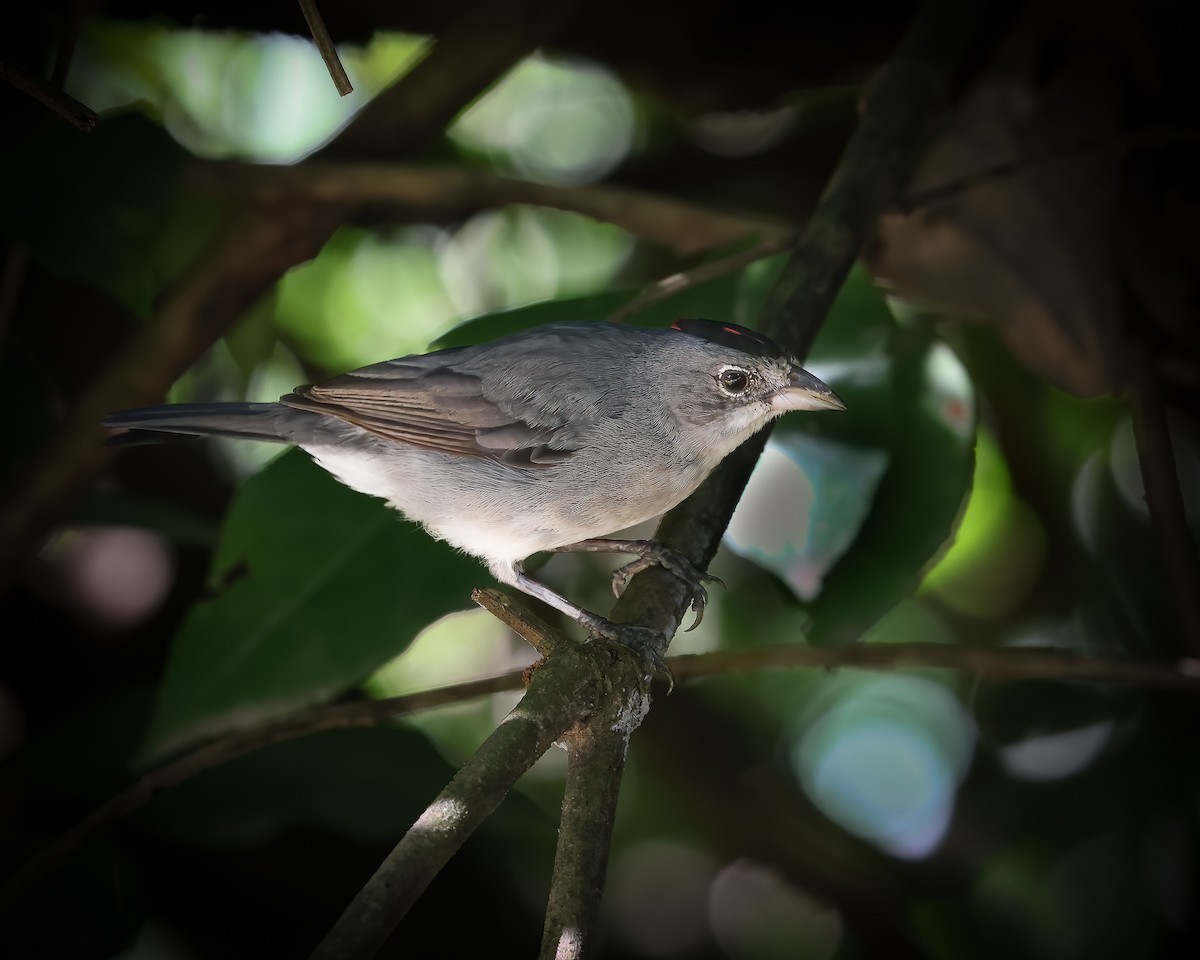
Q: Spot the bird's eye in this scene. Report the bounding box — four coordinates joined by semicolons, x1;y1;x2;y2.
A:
717;367;751;395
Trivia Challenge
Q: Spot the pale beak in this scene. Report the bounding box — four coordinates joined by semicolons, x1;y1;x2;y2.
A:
770;365;846;412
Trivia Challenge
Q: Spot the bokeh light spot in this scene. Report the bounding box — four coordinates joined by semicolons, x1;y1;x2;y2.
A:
708;859;842;960
451;55;635;185
999;720;1115;781
792;675;974;859
606;841;719;957
726;434;887;601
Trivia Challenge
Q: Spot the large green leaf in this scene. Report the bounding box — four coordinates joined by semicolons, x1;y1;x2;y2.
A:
434;248;753;347
140;450;482;761
722;266;976;646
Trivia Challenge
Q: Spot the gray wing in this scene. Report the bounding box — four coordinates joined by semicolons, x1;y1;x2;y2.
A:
280;351;581;468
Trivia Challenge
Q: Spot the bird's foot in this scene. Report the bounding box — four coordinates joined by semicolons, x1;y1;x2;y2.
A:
578;615;674;692
610;543;724;632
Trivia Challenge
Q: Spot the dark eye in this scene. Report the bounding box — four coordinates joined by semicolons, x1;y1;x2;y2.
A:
717;367;751;394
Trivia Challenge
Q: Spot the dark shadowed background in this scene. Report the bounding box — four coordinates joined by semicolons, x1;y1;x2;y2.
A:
1;1;1198;957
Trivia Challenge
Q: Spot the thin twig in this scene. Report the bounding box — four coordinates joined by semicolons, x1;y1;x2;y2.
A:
897;127;1200;213
0;54;97;132
540;704;640;960
537;5;989;954
1131;353;1200;656
297;0;353;96
0;673;525;908
49;0;87;89
613;0;983;663
309;648;603;960
473;586;564;657
665;643;1200;692
6;632;1190;908
190;161;791;257
606;234;794;324
0;201;347;586
316;0;582;160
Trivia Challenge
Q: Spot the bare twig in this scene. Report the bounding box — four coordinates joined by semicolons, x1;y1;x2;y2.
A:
0;201;347;586
310;647;605;960
0;672;525;907
615;0;982;663
537;3;988;954
541;700;642;960
473;586;565;657
0;54;97;131
48;0;87;90
316;0;582;160
5;631;1188;909
606;234;794;324
666;643;1200;692
190;161;791;257
297;0;353;96
1131;355;1200;656
897;127;1200;214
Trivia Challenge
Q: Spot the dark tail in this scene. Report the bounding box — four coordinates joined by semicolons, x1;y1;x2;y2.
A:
103;402;305;447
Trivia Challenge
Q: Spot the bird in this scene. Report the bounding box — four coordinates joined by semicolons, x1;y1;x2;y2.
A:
104;319;844;654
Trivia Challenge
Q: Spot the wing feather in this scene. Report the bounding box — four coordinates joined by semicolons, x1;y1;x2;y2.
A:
280;355;580;468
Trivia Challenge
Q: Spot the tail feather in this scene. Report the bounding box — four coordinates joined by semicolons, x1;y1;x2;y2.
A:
103;402;300;447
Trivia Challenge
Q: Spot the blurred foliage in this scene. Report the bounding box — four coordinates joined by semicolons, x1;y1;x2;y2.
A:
137;450;484;761
1;11;1198;960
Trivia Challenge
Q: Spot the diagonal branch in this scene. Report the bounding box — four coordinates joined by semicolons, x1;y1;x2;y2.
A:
617;0;982;662
309;641;612;960
0;54;97;132
668;643;1200;692
1131;349;1200;656
0;671;525;908
315;0;582;160
5;630;1193;909
540;702;642;960
189;161;791;257
0;200;347;586
606;235;794;322
541;1;989;956
297;0;353;96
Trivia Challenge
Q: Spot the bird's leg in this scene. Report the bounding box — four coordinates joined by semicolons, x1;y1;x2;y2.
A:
510;565;672;682
548;538;723;632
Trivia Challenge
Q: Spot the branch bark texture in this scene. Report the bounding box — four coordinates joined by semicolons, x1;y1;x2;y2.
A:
309;645;607;960
190;161;789;257
539;0;989;955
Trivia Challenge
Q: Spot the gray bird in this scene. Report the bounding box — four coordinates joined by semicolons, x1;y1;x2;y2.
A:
104;319;843;652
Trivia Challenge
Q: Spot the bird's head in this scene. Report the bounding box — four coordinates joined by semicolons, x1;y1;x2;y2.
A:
659;319;844;446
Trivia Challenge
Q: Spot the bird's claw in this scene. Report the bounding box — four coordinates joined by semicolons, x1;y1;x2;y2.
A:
582;618;674;692
609;544;724;633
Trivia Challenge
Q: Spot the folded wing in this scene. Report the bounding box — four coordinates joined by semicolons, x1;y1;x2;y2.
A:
281;357;580;468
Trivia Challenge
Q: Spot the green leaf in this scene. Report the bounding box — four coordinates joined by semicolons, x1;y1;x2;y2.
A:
434;253;751;347
723;265;976;646
0;111;190;316
140;450;482;762
803;332;975;645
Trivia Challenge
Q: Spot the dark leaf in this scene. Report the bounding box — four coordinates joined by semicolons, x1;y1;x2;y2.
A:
140;450;483;761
